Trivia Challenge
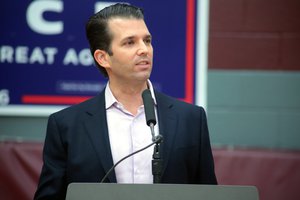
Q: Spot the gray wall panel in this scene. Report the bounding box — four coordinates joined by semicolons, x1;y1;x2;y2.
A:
279;112;300;149
208;109;280;148
0;116;47;141
207;70;300;149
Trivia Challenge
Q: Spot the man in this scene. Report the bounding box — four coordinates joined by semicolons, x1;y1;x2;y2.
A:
34;3;217;200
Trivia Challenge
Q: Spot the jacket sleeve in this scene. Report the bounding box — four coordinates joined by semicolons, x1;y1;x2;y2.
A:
34;114;68;200
199;107;218;184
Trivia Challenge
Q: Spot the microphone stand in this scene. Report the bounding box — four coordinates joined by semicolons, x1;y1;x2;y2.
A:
152;139;163;183
149;123;163;183
142;89;163;184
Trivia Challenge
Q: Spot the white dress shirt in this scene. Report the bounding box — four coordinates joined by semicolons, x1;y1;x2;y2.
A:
105;80;159;183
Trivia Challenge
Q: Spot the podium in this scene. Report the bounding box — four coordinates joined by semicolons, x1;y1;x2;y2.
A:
66;183;259;200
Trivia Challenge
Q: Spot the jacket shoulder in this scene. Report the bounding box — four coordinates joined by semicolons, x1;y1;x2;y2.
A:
155;90;205;113
50;92;104;120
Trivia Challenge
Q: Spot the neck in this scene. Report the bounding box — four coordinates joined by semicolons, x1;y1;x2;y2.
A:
109;80;148;115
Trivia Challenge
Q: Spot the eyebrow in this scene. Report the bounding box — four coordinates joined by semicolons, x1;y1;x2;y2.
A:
121;34;152;42
145;34;152;40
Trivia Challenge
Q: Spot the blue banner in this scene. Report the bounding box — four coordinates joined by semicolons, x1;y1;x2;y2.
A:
0;0;196;108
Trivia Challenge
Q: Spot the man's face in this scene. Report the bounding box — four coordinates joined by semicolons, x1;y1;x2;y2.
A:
105;18;153;83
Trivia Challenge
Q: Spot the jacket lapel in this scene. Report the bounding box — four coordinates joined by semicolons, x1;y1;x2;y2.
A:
83;91;117;183
155;92;178;176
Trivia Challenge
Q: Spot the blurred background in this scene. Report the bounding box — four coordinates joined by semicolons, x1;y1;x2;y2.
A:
0;0;299;200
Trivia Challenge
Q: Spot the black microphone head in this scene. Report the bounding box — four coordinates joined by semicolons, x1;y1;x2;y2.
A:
142;89;157;126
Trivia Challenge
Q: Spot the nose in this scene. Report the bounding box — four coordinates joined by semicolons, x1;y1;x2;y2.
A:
137;40;150;55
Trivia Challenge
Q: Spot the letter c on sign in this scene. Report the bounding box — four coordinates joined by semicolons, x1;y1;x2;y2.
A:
26;0;63;35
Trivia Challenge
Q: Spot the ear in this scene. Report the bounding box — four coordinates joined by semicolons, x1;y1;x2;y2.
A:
94;49;110;68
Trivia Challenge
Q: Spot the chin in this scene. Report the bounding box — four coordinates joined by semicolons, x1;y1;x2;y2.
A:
135;74;151;82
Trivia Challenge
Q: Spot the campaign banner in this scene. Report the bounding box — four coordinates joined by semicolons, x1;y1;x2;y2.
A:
0;0;196;114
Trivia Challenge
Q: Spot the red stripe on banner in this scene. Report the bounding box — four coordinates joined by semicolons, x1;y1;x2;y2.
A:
184;0;195;103
22;95;92;105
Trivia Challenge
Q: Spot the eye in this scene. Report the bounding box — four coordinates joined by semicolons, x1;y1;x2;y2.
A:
124;39;135;46
144;37;152;45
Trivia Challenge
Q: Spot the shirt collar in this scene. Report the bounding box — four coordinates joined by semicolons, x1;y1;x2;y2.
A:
105;79;157;109
147;79;157;105
105;82;117;109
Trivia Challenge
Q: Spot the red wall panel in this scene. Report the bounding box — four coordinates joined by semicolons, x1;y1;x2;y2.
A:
209;32;280;69
209;0;300;70
282;33;300;69
210;0;246;31
245;0;300;32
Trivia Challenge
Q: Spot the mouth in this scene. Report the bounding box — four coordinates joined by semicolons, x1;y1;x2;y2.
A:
136;60;150;65
135;59;152;70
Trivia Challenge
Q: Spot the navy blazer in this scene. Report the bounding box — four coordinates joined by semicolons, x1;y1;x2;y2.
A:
34;90;217;200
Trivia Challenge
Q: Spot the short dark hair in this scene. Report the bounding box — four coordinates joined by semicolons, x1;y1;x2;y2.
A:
85;3;145;77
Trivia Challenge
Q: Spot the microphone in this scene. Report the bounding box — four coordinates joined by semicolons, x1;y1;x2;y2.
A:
142;89;157;142
142;89;156;126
